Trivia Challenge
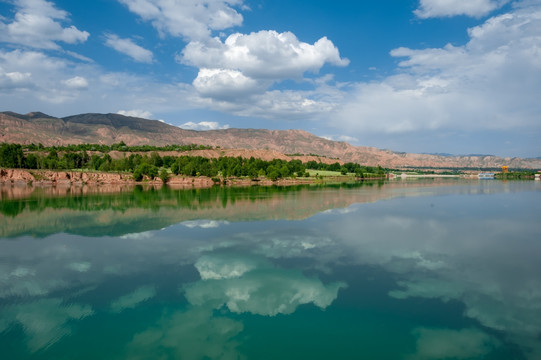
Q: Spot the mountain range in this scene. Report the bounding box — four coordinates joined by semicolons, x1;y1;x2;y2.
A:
1;111;540;169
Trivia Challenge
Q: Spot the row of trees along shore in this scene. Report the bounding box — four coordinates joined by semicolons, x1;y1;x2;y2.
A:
0;143;386;181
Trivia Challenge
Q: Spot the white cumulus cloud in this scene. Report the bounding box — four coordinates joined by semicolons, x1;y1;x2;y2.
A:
117;1;351;120
185;265;346;316
321;134;359;144
182;220;230;227
0;0;89;50
179;121;230;131
192;88;340;120
104;34;154;63
117;109;153;119
192;68;268;99
0;67;32;89
194;254;259;280
62;76;88;89
414;0;511;18
118;0;244;41
182;30;349;80
0;47;196;115
181;30;348;117
337;4;541;135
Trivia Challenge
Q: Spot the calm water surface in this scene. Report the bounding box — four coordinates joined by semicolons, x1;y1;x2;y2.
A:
1;180;540;359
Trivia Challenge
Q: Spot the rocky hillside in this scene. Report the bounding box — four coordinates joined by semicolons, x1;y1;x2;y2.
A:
1;111;540;169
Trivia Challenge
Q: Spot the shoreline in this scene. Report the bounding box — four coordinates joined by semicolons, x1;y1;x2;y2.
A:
0;168;381;189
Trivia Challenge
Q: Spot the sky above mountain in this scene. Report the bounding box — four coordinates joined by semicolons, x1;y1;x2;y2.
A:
1;0;540;157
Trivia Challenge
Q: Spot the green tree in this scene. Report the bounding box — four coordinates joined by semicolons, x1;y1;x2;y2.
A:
149;152;163;167
0;143;24;168
148;165;159;179
98;162;111;172
133;166;143;181
280;165;290;178
25;153;38;169
328;162;341;172
112;141;127;151
267;165;280;181
44;149;59;169
132;163;158;180
90;154;102;170
159;169;169;183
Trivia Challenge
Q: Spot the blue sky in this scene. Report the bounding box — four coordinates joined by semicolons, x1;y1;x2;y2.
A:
1;0;540;157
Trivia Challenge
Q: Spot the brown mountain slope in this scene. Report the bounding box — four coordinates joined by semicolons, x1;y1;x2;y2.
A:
0;112;195;145
1;111;540;169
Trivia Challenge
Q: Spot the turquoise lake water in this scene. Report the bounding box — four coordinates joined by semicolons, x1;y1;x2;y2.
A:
1;180;540;359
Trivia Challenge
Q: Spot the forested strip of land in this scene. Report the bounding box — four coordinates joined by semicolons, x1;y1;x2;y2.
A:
0;143;385;181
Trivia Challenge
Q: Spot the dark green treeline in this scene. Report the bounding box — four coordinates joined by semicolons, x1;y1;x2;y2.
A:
0;142;384;180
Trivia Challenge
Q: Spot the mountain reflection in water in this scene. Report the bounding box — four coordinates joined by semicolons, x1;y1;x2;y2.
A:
0;180;540;359
1;179;498;238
